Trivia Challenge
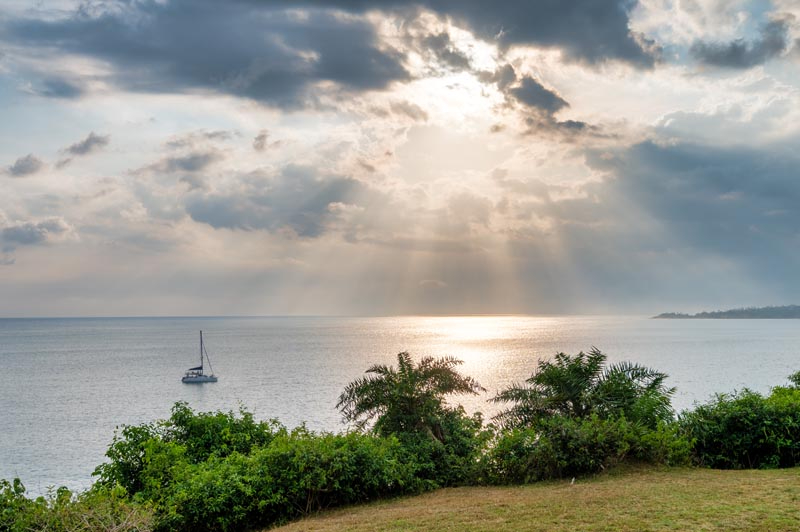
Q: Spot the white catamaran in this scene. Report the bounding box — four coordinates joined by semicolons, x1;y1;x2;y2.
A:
182;330;218;383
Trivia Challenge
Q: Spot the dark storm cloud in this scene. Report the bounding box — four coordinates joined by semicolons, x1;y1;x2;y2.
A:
4;0;409;108
690;19;789;69
479;65;593;135
185;165;374;238
510;77;569;114
485;64;517;91
421;32;471;69
583;141;800;287
3;0;654;108
7;154;44;177
478;64;591;134
301;0;656;67
485;138;800;307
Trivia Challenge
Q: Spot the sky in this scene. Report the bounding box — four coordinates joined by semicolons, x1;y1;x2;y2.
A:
1;0;799;317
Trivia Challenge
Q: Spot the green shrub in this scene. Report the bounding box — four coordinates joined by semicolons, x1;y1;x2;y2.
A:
395;407;490;487
94;402;283;494
165;402;282;463
481;415;690;485
0;479;153;532
93;422;163;494
151;429;421;531
93;403;435;530
679;386;800;469
493;349;674;430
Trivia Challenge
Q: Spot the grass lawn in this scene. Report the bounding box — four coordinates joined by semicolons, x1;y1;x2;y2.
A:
271;466;800;531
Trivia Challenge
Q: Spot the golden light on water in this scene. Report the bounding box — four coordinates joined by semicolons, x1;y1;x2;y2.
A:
420;315;520;343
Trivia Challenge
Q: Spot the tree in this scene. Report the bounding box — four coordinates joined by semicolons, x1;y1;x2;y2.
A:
337;352;485;442
492;348;674;429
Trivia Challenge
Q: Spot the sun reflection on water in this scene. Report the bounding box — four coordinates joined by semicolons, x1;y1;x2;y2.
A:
391;315;578;415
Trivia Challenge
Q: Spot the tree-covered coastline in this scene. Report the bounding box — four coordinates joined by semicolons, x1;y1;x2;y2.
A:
654;304;800;319
3;351;800;532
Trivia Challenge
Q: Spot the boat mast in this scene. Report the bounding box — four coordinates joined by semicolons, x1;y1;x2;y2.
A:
199;330;204;371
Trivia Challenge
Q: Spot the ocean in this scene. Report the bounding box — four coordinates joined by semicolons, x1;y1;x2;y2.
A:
1;315;798;495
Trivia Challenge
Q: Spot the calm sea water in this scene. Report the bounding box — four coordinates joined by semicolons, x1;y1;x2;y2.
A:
1;315;798;495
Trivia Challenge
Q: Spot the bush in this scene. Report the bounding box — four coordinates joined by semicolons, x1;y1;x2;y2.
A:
92;403;437;530
679;386;800;469
94;402;283;494
0;479;153;532
481;415;690;485
165;402;282;463
151;429;422;531
395;407;490;487
492;349;675;430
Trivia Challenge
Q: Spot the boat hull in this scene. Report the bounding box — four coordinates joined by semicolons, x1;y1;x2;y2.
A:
182;375;218;383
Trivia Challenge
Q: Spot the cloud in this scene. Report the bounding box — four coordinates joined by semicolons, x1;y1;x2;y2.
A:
57;132;109;168
509;76;569;115
580;139;800;290
2;0;657;112
486;64;517;91
690;18;790;68
185;165;376;238
304;0;658;67
421;31;471;69
146;150;222;174
253;131;269;152
38;77;85;99
179;174;207;191
165;130;235;150
252;130;283;152
64;131;110;156
7;154;44;177
389;100;429;122
1;217;72;253
480;66;565;115
3;1;409;108
479;65;593;135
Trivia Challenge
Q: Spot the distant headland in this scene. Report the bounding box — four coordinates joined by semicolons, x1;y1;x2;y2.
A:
654;305;800;319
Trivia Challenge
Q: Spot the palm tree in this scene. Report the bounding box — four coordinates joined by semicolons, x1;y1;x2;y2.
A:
337;352;485;442
492;348;674;429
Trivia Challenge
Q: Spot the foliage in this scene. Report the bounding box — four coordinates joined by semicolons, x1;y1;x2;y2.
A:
144;429;422;531
94;402;282;494
337;352;489;487
481;415;691;485
164;402;281;463
14;354;799;532
337;352;485;440
393;407;491;487
89;403;432;531
679;384;800;469
0;479;153;532
492;348;674;429
93;422;163;495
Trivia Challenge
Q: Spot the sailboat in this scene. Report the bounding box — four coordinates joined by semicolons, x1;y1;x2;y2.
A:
182;330;218;383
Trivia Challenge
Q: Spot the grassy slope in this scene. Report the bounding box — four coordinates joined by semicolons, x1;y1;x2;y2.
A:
272;467;800;532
